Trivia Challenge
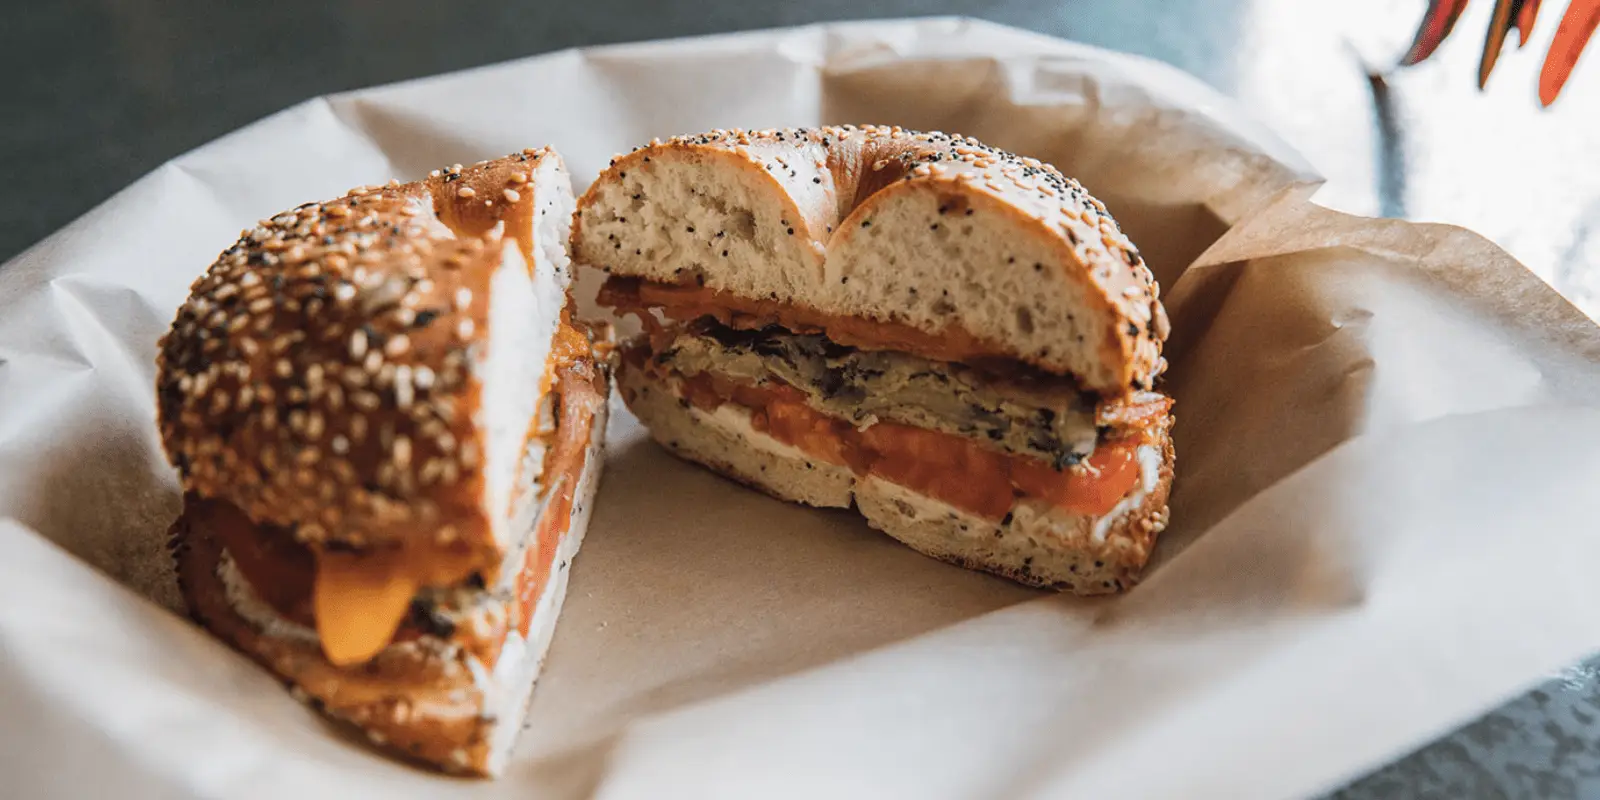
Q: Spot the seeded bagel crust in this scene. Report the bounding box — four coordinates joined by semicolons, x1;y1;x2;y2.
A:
572;125;1169;394
158;148;611;777
170;366;611;777
156;150;575;557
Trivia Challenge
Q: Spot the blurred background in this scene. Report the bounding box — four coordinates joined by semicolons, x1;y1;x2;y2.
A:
4;0;1598;317
4;1;1599;796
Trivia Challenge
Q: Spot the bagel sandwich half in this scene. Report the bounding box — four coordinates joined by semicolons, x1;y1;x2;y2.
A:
573;126;1172;594
158;150;610;776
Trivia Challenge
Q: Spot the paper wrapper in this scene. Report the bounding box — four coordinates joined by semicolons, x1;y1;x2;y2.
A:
3;17;1599;800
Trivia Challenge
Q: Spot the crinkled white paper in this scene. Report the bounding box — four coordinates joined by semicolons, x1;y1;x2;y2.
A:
3;18;1599;800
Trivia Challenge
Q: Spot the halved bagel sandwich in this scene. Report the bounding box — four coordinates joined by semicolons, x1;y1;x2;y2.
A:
573;126;1173;594
158;150;611;776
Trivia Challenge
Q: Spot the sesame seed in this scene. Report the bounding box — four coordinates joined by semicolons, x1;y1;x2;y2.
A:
454;287;472;310
457;318;475;340
274;359;293;378
394;365;414;409
393;437;413;469
457;187;476;199
349;329;368;359
331;435;350;455
384;334;410;357
413;366;435;391
502;188;521;203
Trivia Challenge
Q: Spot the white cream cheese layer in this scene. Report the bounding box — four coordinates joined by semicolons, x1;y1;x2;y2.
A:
688;402;818;463
477;243;560;547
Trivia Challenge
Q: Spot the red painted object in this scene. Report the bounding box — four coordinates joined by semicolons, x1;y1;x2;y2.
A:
1403;0;1595;105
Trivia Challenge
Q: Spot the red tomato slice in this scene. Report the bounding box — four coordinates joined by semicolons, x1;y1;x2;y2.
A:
678;373;1153;520
1012;439;1143;518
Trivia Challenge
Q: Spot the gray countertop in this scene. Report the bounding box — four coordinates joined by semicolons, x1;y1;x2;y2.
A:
5;1;1599;796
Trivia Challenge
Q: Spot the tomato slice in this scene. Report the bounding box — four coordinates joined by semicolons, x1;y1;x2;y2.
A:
515;360;602;639
858;423;1016;519
191;497;316;625
599;276;1002;369
673;372;1153;520
1012;439;1143;517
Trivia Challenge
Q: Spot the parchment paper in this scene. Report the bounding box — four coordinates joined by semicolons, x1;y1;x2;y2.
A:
3;17;1599;800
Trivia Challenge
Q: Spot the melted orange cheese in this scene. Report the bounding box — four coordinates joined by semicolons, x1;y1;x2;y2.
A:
314;553;421;666
311;543;482;666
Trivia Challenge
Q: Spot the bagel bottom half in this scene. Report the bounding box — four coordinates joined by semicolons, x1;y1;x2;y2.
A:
618;362;1173;594
170;382;609;778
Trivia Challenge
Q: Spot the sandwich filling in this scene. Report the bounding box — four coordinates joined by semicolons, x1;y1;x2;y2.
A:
193;318;605;669
603;276;1171;523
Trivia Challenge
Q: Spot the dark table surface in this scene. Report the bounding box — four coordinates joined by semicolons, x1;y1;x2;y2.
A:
6;1;1600;796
